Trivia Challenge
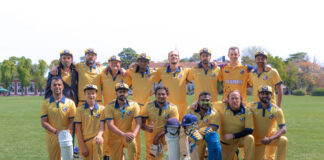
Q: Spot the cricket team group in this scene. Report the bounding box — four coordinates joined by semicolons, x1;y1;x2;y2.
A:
40;47;288;160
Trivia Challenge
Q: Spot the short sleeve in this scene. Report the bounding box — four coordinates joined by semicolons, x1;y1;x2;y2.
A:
245;108;254;129
212;101;224;113
105;105;114;120
68;101;76;118
100;108;106;121
133;103;141;119
218;67;224;82
124;69;133;86
40;100;48;118
74;108;82;123
187;68;194;82
170;105;179;120
209;111;220;128
74;63;81;72
276;108;286;127
271;69;282;87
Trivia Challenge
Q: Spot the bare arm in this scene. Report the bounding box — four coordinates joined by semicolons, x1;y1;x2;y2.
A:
41;117;58;134
276;83;283;107
94;121;105;144
68;118;74;134
141;118;153;133
133;117;142;136
106;119;125;137
75;123;89;157
269;125;286;141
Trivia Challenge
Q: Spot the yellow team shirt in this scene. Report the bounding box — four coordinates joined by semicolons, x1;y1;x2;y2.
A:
212;103;253;143
249;68;282;104
125;66;159;105
105;100;141;137
100;68;126;105
74;102;105;140
61;69;72;86
250;102;286;140
156;66;189;106
187;63;220;102
185;106;220;129
75;63;105;102
40;96;76;135
141;101;179;134
218;63;253;103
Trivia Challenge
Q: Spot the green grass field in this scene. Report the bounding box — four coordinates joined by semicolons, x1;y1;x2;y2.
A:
0;95;324;159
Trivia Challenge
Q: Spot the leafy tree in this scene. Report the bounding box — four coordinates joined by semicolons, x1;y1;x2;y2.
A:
49;59;59;71
286;52;308;63
16;57;32;95
32;60;48;95
284;61;299;90
0;60;16;89
189;53;200;62
118;48;137;69
241;46;268;65
267;55;287;84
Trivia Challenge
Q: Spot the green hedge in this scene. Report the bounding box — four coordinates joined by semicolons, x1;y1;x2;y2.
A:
292;89;306;96
311;88;324;96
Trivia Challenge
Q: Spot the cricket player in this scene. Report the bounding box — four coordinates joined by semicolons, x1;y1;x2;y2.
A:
141;85;179;160
185;91;220;159
125;53;160;159
155;50;190;120
249;51;283;107
50;48;105;106
40;76;76;160
100;55;126;159
188;48;220;102
213;90;255;160
218;47;254;104
74;84;105;160
45;50;78;104
105;82;141;160
250;85;288;160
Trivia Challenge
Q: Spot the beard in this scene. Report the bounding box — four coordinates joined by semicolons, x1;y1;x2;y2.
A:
202;60;209;64
157;100;166;105
260;97;270;104
86;60;95;65
257;62;265;68
118;95;127;101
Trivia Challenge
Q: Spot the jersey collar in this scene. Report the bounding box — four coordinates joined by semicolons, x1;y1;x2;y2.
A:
115;100;130;109
226;103;245;116
198;62;212;69
166;66;181;73
194;105;212;115
227;62;243;68
84;101;99;110
154;101;168;110
136;66;151;77
49;95;66;104
257;102;272;112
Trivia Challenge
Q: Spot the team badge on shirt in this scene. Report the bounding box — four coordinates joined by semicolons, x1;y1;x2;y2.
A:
263;75;268;80
269;114;274;119
62;107;68;112
240;117;245;121
179;74;182;78
240;70;244;74
211;73;216;77
127;111;132;116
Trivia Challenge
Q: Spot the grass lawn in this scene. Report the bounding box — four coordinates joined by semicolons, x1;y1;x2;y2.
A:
0;95;323;159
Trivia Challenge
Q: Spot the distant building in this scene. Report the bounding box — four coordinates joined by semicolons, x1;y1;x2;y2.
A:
0;79;39;96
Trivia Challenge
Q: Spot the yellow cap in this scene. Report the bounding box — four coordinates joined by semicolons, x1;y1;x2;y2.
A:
199;48;212;55
108;55;121;62
60;50;73;56
84;84;98;92
258;85;273;93
115;81;129;91
137;53;151;61
254;51;268;58
85;48;97;55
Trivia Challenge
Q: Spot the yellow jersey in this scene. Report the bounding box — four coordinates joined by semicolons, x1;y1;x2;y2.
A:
185;106;220;129
125;66;159;105
218;63;253;103
141;101;179;133
74;102;105;140
61;69;72;86
249;102;286;139
75;63;105;102
105;100;141;137
249;68;282;104
100;68;126;105
40;96;76;135
187;63;220;102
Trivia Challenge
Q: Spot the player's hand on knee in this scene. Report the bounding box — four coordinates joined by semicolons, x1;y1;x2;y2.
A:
82;146;89;157
50;66;58;75
261;137;271;145
94;135;104;144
